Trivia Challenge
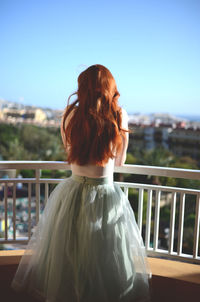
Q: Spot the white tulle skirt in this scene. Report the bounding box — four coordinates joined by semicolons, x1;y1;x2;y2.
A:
12;175;151;302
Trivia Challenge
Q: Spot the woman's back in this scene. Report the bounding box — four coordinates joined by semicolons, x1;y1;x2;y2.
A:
71;158;115;178
70;107;129;178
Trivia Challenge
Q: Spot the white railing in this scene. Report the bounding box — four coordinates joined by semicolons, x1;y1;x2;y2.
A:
0;161;200;264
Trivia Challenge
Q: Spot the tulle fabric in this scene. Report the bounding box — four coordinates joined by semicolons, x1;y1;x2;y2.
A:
12;175;151;302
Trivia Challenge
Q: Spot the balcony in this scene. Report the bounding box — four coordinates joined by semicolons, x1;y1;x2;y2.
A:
0;161;200;301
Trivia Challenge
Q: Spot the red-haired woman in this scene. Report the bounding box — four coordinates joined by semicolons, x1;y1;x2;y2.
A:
12;65;151;302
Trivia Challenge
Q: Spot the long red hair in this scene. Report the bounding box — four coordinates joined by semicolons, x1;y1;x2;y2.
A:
61;64;126;166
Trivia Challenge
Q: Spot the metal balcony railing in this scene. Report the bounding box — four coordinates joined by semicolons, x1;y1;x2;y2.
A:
0;161;200;264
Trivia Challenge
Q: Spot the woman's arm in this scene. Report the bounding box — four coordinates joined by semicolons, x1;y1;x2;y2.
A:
115;108;129;166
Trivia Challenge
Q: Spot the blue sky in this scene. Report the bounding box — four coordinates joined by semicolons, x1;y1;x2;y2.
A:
0;0;200;115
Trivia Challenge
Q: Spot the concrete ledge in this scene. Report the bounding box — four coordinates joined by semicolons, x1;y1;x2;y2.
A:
0;250;25;265
1;250;199;285
0;251;200;302
148;257;200;285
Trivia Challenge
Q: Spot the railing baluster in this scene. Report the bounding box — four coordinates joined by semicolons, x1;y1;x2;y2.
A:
28;183;32;239
138;188;144;234
145;189;152;250
35;169;41;224
4;183;8;240
169;192;177;254
177;193;185;255
193;193;200;258
44;183;49;206
13;183;16;240
153;190;161;251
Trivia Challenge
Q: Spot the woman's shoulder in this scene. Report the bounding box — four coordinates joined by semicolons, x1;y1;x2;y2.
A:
121;108;129;129
121;107;128;118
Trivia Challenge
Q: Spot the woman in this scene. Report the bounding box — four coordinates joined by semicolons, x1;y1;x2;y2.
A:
12;64;151;302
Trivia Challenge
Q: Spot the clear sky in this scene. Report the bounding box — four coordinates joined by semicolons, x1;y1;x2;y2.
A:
0;0;200;115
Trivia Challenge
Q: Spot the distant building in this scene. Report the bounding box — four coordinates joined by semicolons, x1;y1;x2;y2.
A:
0;108;47;124
0;99;62;127
169;128;200;159
129;121;200;160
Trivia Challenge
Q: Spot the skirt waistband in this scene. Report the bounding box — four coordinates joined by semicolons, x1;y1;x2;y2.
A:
72;174;112;185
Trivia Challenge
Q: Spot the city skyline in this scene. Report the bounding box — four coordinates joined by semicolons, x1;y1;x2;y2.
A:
0;0;200;115
2;98;200;123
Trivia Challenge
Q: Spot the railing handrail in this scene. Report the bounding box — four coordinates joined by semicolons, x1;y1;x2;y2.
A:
0;161;200;180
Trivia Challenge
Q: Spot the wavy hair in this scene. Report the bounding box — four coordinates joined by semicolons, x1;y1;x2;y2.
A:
61;64;126;166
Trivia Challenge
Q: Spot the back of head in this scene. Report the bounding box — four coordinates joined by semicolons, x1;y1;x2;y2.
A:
61;64;125;166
